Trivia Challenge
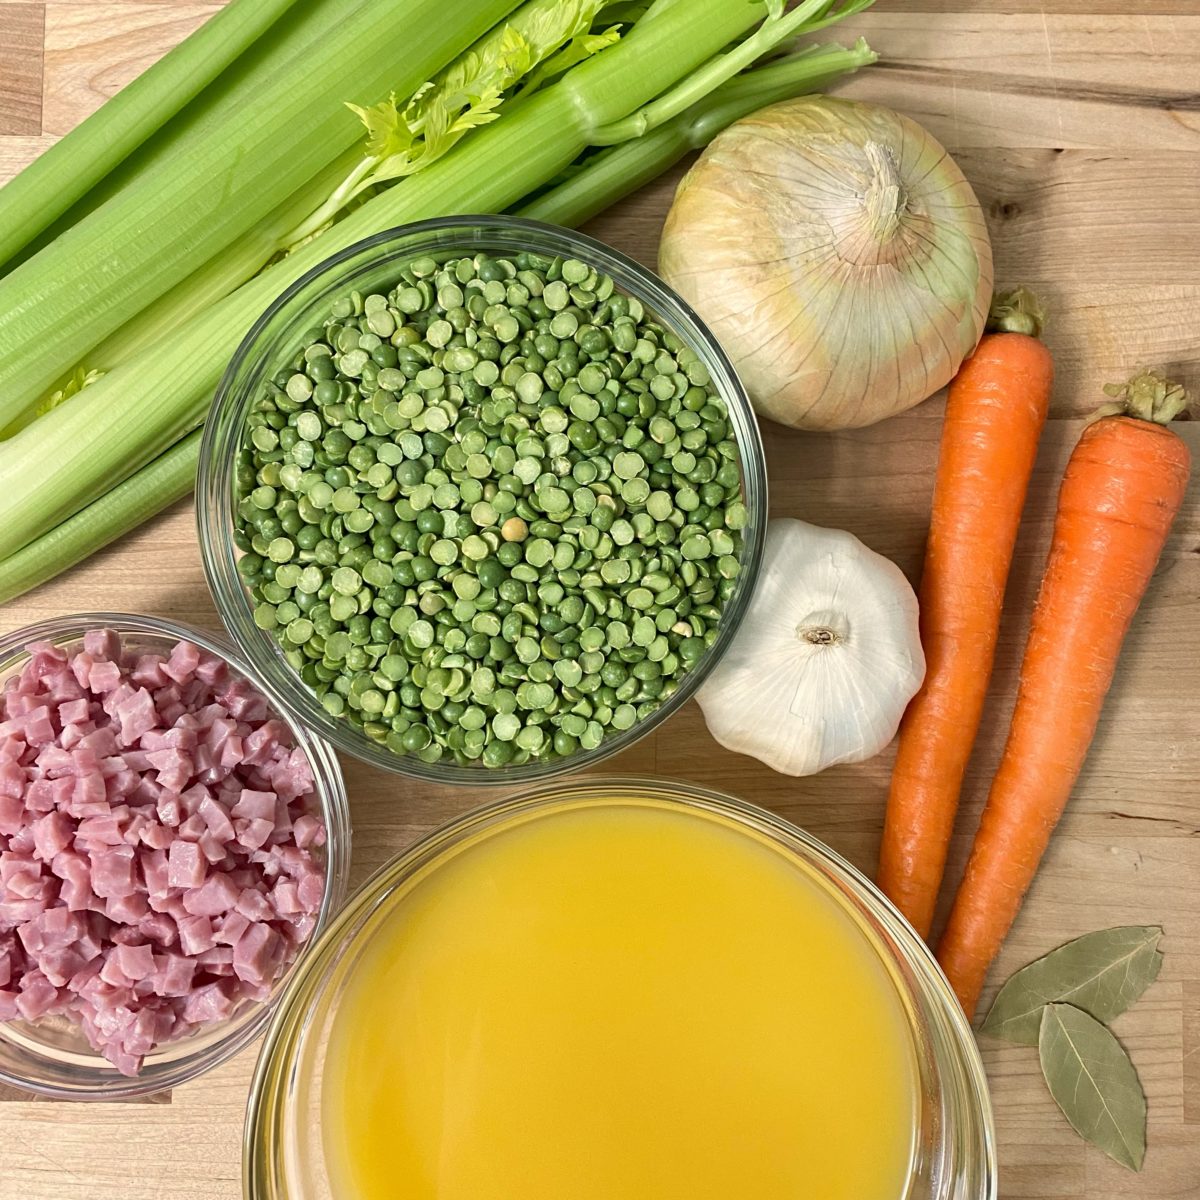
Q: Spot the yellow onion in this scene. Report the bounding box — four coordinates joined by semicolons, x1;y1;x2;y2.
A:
659;96;993;431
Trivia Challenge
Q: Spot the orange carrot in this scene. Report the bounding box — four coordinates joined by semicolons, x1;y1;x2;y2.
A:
878;289;1054;939
937;370;1192;1017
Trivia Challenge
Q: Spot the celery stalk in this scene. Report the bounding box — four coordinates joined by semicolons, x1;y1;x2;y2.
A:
0;0;305;273
0;432;200;605
518;39;876;227
0;0;871;559
0;0;524;428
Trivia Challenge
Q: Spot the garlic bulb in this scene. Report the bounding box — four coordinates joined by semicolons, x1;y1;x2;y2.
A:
659;96;993;431
697;519;925;777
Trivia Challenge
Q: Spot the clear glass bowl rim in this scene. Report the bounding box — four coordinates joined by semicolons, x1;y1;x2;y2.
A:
243;775;997;1200
0;611;352;1101
197;215;768;785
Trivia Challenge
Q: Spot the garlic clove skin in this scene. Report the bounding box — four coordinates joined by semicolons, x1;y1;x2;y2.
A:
659;96;993;432
697;519;926;777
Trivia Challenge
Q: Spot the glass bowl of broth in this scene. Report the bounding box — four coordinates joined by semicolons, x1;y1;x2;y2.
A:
244;778;996;1200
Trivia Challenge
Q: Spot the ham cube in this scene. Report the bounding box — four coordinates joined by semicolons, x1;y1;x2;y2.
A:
177;915;216;957
87;660;123;694
115;688;158;746
151;954;195;998
163;641;201;684
167;841;206;890
113;943;156;983
235;889;274;923
58;699;90;726
0;757;26;800
233;789;276;821
90;846;136;898
181;981;235;1025
16;970;61;1020
31;809;73;861
83;629;121;661
130;654;169;689
70;772;109;818
182;873;239;918
233;923;283;988
145;748;193;793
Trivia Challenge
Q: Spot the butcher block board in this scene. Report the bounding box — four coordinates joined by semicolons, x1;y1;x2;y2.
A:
0;3;1197;1198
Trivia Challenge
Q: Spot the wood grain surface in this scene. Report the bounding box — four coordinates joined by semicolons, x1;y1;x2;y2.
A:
1;3;1197;1198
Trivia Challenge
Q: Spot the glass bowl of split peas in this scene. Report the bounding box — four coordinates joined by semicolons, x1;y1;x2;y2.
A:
198;215;767;783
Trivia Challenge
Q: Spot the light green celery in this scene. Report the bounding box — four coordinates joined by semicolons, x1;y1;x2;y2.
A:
0;432;200;605
0;0;304;273
0;0;524;429
0;0;871;559
2;147;370;434
283;0;615;249
593;0;871;142
518;39;876;227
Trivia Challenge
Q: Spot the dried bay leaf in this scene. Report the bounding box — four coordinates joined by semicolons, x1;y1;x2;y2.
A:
1039;1004;1147;1171
982;926;1163;1045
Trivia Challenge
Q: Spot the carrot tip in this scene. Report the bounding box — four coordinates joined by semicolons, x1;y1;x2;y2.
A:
986;287;1046;338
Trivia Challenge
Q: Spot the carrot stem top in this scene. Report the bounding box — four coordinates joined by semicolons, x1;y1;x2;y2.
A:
986;287;1046;338
1099;369;1190;426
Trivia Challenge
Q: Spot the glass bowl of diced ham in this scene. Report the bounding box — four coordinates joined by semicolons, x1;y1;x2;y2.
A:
0;613;350;1099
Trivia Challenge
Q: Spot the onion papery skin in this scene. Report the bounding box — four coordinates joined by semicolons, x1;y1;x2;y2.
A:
660;96;994;431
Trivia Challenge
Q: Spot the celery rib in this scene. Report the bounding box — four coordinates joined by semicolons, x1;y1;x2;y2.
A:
0;0;872;562
0;432;200;605
517;39;876;228
0;0;305;274
0;0;524;428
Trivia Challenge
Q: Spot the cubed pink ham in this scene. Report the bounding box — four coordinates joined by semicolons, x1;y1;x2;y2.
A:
139;821;173;851
241;721;287;766
235;889;274;923
232;923;283;988
0;757;26;799
76;808;128;848
139;912;176;946
182;873;239;917
130;654;169;689
53;849;94;911
113;942;155;982
151;953;194;997
181;981;235;1025
115;688;158;745
177;915;215;957
0;791;26;834
30;809;73;861
178;814;206;841
215;912;251;948
194;652;227;686
83;630;121;661
162;641;201;684
104;891;150;925
292;814;323;851
237;818;275;852
16;970;61;1020
87;660;122;694
0;629;325;1076
145;748;193;793
70;772;109;817
156;791;183;827
272;880;301;915
233;789;276;821
167;840;206;890
20;706;55;748
57;698;90;726
198;795;235;841
90;846;136;898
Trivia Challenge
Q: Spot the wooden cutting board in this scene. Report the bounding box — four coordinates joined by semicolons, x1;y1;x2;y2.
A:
0;3;1197;1197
